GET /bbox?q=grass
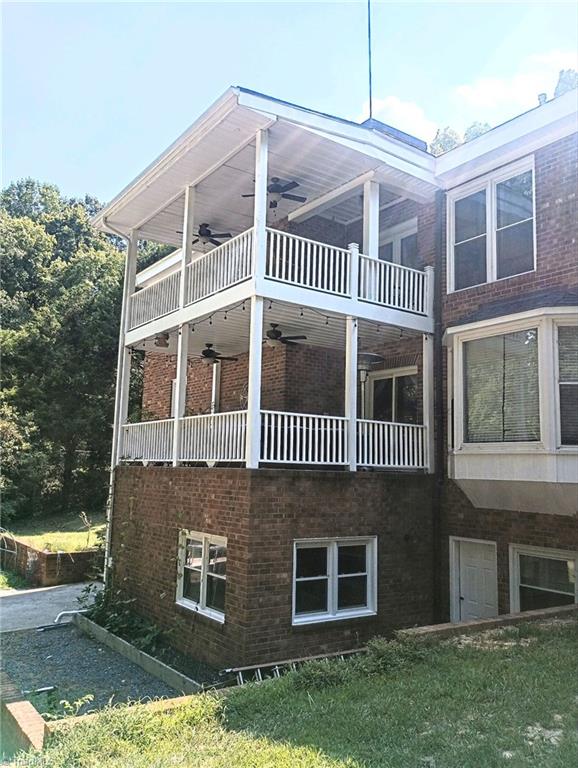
[7,511,106,553]
[13,617,578,768]
[0,568,28,591]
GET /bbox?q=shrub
[290,658,352,690]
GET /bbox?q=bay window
[293,537,377,625]
[448,159,535,292]
[176,530,227,621]
[557,325,578,446]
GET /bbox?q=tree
[554,69,578,98]
[429,126,462,156]
[464,122,491,142]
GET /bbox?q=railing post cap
[424,264,434,273]
[348,242,359,251]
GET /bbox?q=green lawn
[0,568,28,591]
[16,617,578,768]
[8,512,106,553]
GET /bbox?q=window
[448,159,535,292]
[293,538,377,625]
[176,531,226,621]
[558,326,578,445]
[368,367,419,424]
[463,329,539,443]
[378,219,420,270]
[510,545,577,613]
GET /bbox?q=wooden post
[253,129,269,286]
[180,185,195,307]
[245,295,264,468]
[422,332,435,473]
[363,179,380,258]
[112,230,138,466]
[345,315,358,472]
[172,324,190,466]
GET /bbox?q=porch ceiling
[132,298,420,359]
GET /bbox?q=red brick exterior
[0,539,102,587]
[110,466,435,668]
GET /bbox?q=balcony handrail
[185,228,253,306]
[357,418,427,469]
[260,409,348,420]
[358,254,428,315]
[180,409,247,463]
[128,270,181,330]
[265,227,350,254]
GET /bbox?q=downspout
[432,190,446,623]
[102,218,132,588]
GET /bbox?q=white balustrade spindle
[121,419,173,462]
[356,420,426,469]
[180,411,247,463]
[261,411,348,465]
[265,229,350,296]
[129,271,181,329]
[185,229,253,306]
[358,256,427,315]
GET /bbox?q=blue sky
[3,1,577,203]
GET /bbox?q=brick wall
[111,465,435,668]
[1,539,102,587]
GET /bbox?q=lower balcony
[120,411,428,471]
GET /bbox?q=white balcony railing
[357,420,427,469]
[260,410,348,465]
[121,419,173,462]
[265,228,350,296]
[180,410,247,463]
[185,229,253,306]
[120,412,428,470]
[129,271,181,330]
[358,256,428,315]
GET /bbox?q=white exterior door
[452,539,498,621]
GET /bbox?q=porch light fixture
[357,352,384,419]
[154,332,170,348]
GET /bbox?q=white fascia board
[92,88,240,232]
[435,91,578,189]
[236,89,436,179]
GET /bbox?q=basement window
[176,530,227,622]
[510,545,577,612]
[292,537,377,625]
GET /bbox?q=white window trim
[176,529,227,623]
[447,156,536,294]
[509,543,578,613]
[292,537,377,626]
[378,218,417,264]
[366,365,419,421]
[449,536,498,623]
[554,320,578,449]
[450,309,578,455]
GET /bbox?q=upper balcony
[127,226,434,343]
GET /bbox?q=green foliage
[429,125,462,156]
[463,121,491,142]
[554,68,578,98]
[0,568,29,590]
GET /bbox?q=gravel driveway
[0,624,177,715]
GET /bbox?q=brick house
[92,87,577,669]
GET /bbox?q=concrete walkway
[0,582,101,632]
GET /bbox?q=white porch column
[179,185,196,307]
[245,295,264,468]
[422,332,435,473]
[345,315,358,472]
[252,129,269,286]
[112,230,139,466]
[363,179,380,258]
[172,323,190,466]
[348,242,360,299]
[210,360,221,414]
[425,265,435,318]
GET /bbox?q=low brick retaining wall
[0,671,48,754]
[1,538,103,587]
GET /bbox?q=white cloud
[454,50,578,117]
[357,95,438,143]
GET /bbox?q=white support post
[345,315,358,472]
[210,360,221,414]
[425,265,435,318]
[172,323,190,466]
[112,230,139,466]
[348,242,360,299]
[422,333,435,473]
[253,129,269,285]
[363,179,380,258]
[180,185,196,307]
[245,295,264,468]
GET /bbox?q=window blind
[464,329,540,443]
[558,326,578,445]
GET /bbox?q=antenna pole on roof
[367,0,373,119]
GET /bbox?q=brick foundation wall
[111,466,435,668]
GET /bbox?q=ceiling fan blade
[280,180,299,193]
[241,193,255,198]
[216,356,238,362]
[192,238,199,245]
[176,229,183,234]
[211,233,232,239]
[281,339,298,346]
[281,335,307,341]
[209,238,222,247]
[282,193,307,203]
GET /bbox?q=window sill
[176,598,225,624]
[292,608,376,627]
